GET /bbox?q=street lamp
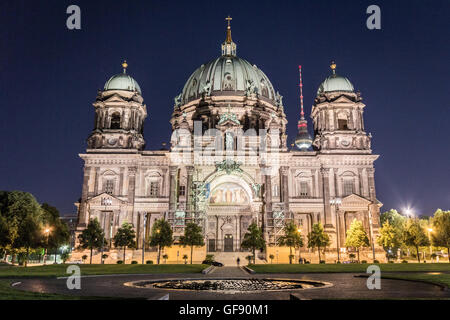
[427,228,433,259]
[142,213,148,265]
[330,198,342,263]
[43,228,50,265]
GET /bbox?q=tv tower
[294,65,313,151]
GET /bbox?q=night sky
[0,0,448,216]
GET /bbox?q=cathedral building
[75,19,384,263]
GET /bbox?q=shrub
[205,254,214,263]
[146,260,153,264]
[102,254,108,259]
[117,260,123,264]
[336,261,341,264]
[374,260,380,263]
[402,260,408,263]
[361,260,367,264]
[131,260,138,264]
[82,255,88,261]
[388,260,394,263]
[319,260,326,264]
[305,260,310,264]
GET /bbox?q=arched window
[111,112,121,129]
[343,179,355,196]
[337,113,349,130]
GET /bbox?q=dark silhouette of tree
[179,223,204,264]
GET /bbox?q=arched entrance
[205,174,254,253]
[224,234,233,252]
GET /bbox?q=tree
[113,222,136,264]
[182,254,188,264]
[345,219,370,263]
[403,218,429,262]
[0,191,42,264]
[148,219,173,264]
[162,254,168,264]
[78,218,104,264]
[377,220,402,261]
[276,222,303,264]
[241,223,266,264]
[307,222,330,262]
[269,254,274,264]
[0,215,10,258]
[41,204,70,263]
[15,214,42,266]
[380,209,407,230]
[431,209,450,262]
[179,222,204,264]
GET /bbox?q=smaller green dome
[104,73,141,94]
[317,61,354,95]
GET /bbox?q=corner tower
[87,61,147,150]
[311,61,371,153]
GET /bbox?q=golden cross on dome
[226,15,232,27]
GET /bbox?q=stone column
[280,166,289,212]
[169,166,178,212]
[186,166,194,214]
[127,167,137,203]
[119,167,125,196]
[78,166,91,228]
[320,167,333,228]
[93,167,99,196]
[128,167,137,227]
[263,166,272,243]
[367,167,379,227]
[357,167,364,196]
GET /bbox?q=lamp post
[43,228,50,265]
[100,198,112,264]
[367,202,376,262]
[330,198,342,263]
[142,213,147,265]
[427,228,433,259]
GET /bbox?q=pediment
[331,95,354,104]
[104,94,127,103]
[341,193,371,208]
[87,193,126,206]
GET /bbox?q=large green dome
[181,55,276,105]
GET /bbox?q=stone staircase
[211,252,267,266]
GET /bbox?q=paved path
[209,266,248,277]
[12,271,450,300]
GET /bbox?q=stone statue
[276,91,283,107]
[245,79,257,96]
[225,131,234,150]
[174,93,182,108]
[202,81,212,96]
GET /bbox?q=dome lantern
[221,15,237,56]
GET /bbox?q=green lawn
[0,263,209,278]
[249,263,450,274]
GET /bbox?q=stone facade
[75,21,384,263]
